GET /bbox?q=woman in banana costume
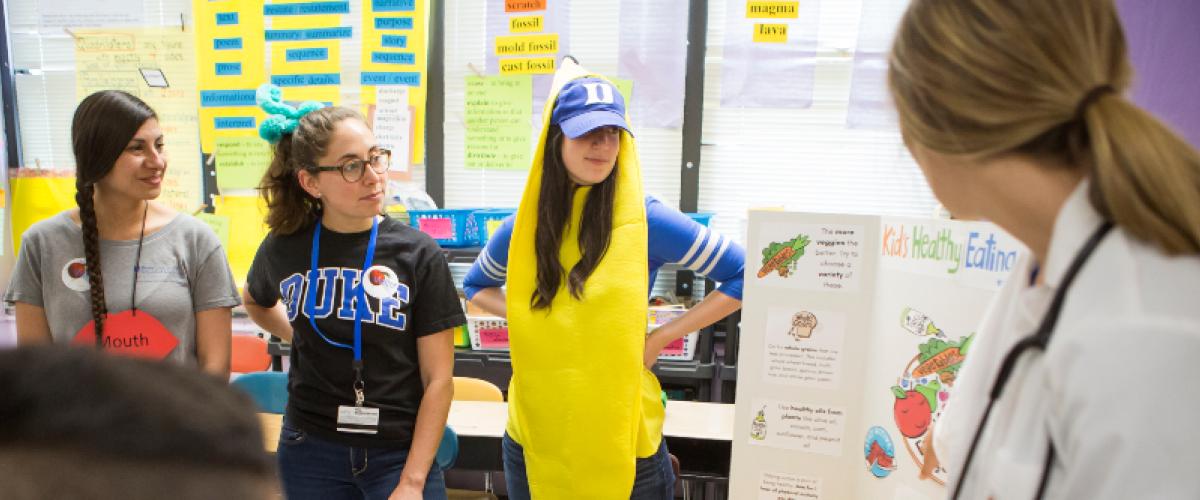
[464,61,745,499]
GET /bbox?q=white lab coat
[934,180,1200,499]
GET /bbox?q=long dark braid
[76,183,107,345]
[70,90,157,346]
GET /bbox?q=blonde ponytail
[1084,94,1200,253]
[889,0,1200,255]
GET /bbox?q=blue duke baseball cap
[550,77,633,139]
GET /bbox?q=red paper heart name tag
[72,309,179,360]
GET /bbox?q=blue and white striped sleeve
[462,214,515,301]
[646,197,745,300]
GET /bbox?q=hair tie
[255,83,325,144]
[1074,84,1115,121]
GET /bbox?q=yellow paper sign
[11,176,77,256]
[360,0,429,167]
[194,0,267,153]
[269,13,343,107]
[213,195,269,288]
[746,1,800,19]
[753,23,789,43]
[195,212,231,250]
[495,33,559,56]
[270,41,343,80]
[498,57,556,75]
[509,15,544,33]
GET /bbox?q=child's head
[0,346,275,500]
[257,87,386,234]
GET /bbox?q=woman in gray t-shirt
[4,91,240,376]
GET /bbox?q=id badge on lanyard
[307,218,383,435]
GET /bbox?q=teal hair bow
[256,83,325,144]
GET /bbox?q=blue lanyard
[306,217,379,369]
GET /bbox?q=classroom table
[259,400,734,483]
[444,400,733,479]
[265,341,721,402]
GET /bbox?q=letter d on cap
[582,82,614,105]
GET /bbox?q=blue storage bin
[408,209,478,247]
[685,212,714,227]
[471,209,516,247]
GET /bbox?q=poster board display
[730,210,1025,499]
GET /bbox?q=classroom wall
[442,0,685,210]
[1117,0,1200,148]
[697,0,937,246]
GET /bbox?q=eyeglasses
[313,149,392,182]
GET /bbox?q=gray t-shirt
[4,212,241,365]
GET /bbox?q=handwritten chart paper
[373,86,413,174]
[215,136,272,191]
[465,75,532,170]
[74,29,203,212]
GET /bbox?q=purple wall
[1116,0,1200,148]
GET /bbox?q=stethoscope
[950,221,1114,500]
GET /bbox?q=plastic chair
[231,335,272,373]
[437,426,459,470]
[441,376,502,477]
[231,371,289,414]
[446,377,504,498]
[453,376,504,402]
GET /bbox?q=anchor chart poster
[731,211,1026,500]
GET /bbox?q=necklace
[130,202,148,316]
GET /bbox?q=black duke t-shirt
[247,216,465,448]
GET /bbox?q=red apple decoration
[892,386,932,438]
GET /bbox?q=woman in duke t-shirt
[242,85,464,500]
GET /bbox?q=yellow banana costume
[505,61,665,498]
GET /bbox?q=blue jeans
[502,432,674,500]
[277,420,447,500]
